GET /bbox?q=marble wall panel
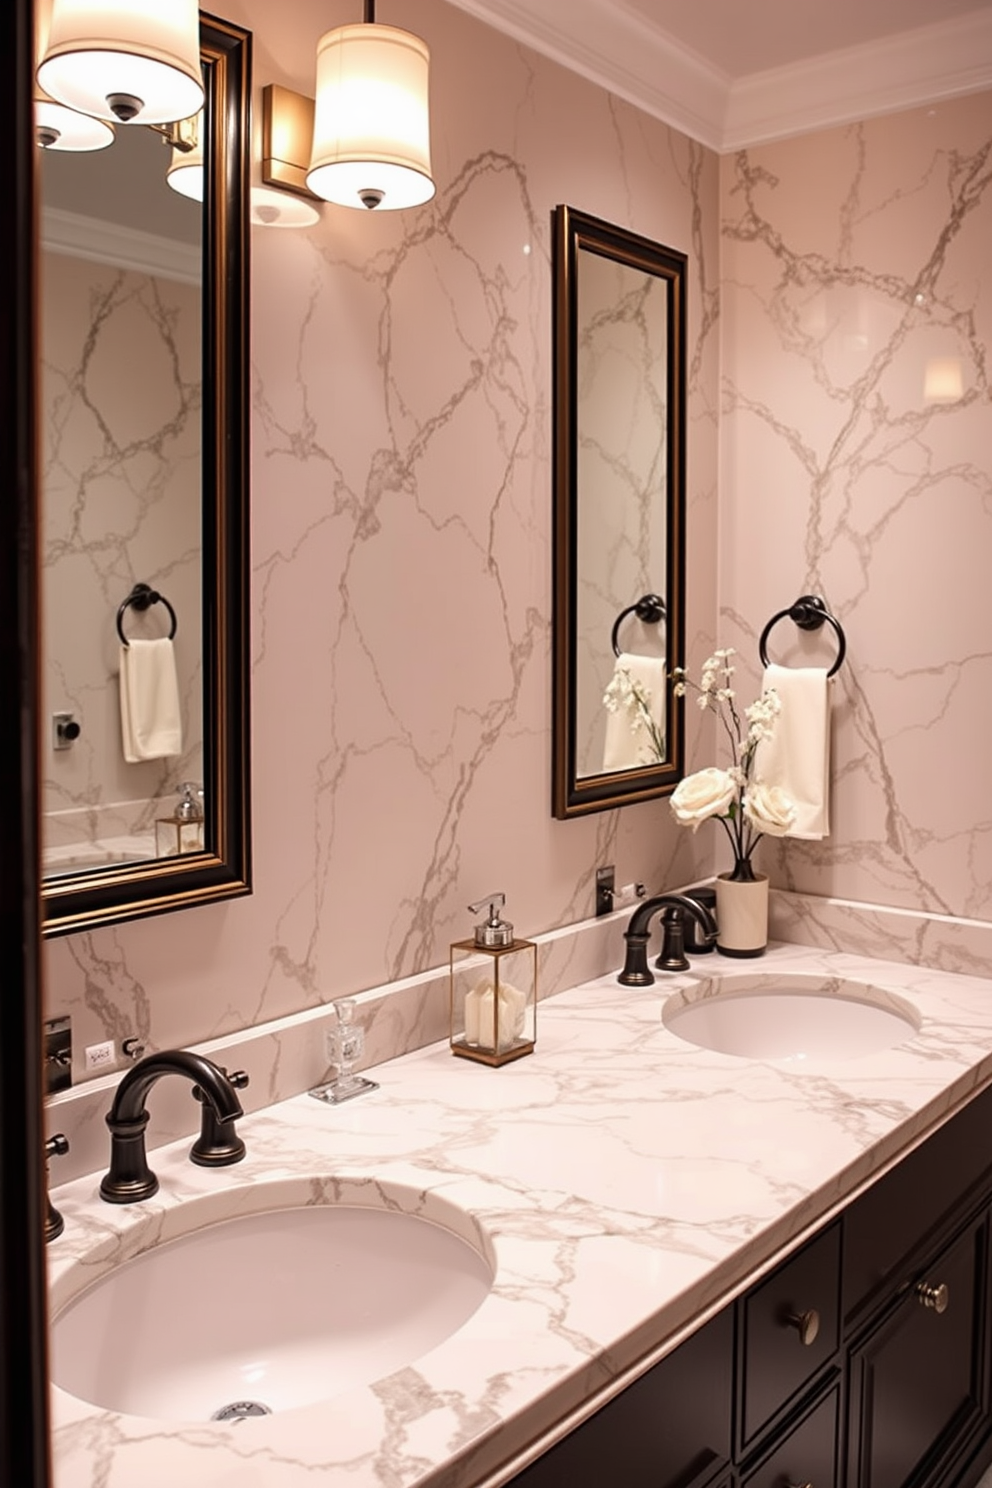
[718,94,992,918]
[42,0,721,1072]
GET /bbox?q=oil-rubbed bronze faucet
[191,1068,249,1167]
[45,1133,70,1241]
[100,1050,245,1204]
[619,893,718,985]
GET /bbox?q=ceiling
[446,0,992,150]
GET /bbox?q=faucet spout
[619,893,718,986]
[100,1050,245,1205]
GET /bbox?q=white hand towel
[119,638,183,763]
[603,653,667,771]
[755,664,831,839]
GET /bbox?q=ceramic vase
[715,871,768,958]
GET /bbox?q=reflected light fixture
[165,110,204,202]
[306,0,434,211]
[37,0,204,127]
[34,0,114,151]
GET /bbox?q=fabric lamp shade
[166,111,204,202]
[34,0,114,151]
[38,0,204,126]
[306,23,434,211]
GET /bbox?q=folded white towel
[119,639,183,763]
[755,664,831,839]
[603,653,667,771]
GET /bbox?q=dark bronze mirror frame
[552,205,687,818]
[42,13,252,936]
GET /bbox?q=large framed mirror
[40,14,251,936]
[552,205,687,818]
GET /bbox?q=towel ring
[758,594,846,677]
[116,583,178,647]
[611,594,666,658]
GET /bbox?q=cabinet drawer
[507,1305,733,1488]
[847,1210,990,1488]
[844,1085,992,1328]
[741,1384,840,1488]
[739,1222,841,1449]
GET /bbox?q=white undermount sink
[662,972,920,1062]
[51,1182,494,1422]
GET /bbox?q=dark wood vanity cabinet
[846,1209,991,1488]
[505,1086,992,1488]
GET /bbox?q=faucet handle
[45,1133,70,1242]
[190,1067,249,1168]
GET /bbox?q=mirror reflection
[553,205,686,818]
[40,14,251,937]
[575,246,670,778]
[40,122,204,876]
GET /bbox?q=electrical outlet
[84,1040,115,1072]
[595,865,616,916]
[614,882,646,909]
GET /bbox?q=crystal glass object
[310,999,378,1105]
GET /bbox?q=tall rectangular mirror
[552,205,687,817]
[40,14,252,935]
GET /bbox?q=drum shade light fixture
[34,0,114,151]
[306,0,434,211]
[37,0,204,127]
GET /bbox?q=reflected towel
[755,664,831,839]
[119,639,183,762]
[603,653,667,771]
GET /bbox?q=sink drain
[211,1400,273,1422]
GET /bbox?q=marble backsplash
[46,886,992,1187]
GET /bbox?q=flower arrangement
[669,648,796,879]
[601,663,666,764]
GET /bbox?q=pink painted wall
[718,95,992,917]
[42,0,720,1060]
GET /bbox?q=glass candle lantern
[155,781,204,858]
[450,893,536,1067]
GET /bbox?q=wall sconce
[305,0,434,211]
[37,0,204,127]
[253,85,321,227]
[161,89,320,229]
[34,0,114,151]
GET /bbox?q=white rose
[670,768,737,831]
[743,780,797,837]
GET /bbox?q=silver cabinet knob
[916,1281,949,1313]
[786,1308,821,1346]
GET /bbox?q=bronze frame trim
[41,12,253,935]
[551,204,687,819]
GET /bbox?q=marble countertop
[48,941,992,1488]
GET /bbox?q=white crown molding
[723,9,992,151]
[444,0,992,152]
[443,0,731,151]
[40,206,201,286]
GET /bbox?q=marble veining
[42,0,721,1074]
[720,95,992,918]
[48,942,992,1488]
[40,248,203,864]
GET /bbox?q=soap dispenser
[155,781,204,858]
[449,893,536,1066]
